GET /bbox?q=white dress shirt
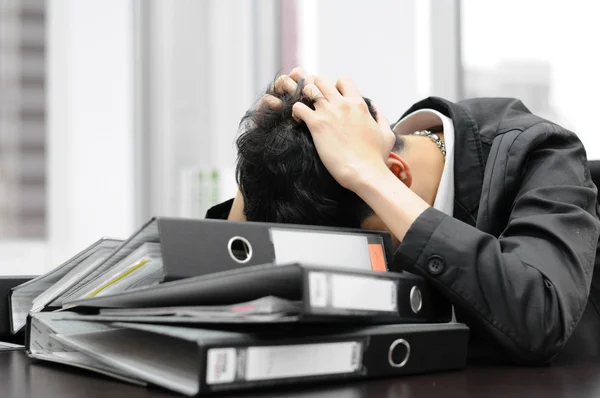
[392,109,455,216]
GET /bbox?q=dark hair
[235,79,403,228]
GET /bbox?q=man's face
[360,214,400,248]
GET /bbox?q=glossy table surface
[2,350,600,398]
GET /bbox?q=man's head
[235,80,405,231]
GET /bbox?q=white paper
[70,242,162,301]
[31,249,113,312]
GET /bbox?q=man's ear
[386,152,412,188]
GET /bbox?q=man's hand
[291,75,396,192]
[257,68,396,194]
[287,73,428,242]
[257,68,315,113]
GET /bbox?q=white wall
[47,0,136,270]
[462,0,600,159]
[297,0,419,121]
[143,0,279,219]
[0,242,47,276]
[430,0,461,100]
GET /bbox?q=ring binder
[67,263,453,324]
[227,236,252,264]
[388,338,411,368]
[410,286,423,314]
[27,313,469,396]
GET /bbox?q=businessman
[207,68,600,365]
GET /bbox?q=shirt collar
[392,109,455,217]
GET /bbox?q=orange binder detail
[368,244,386,272]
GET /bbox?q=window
[0,0,46,239]
[460,0,600,159]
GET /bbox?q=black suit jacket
[393,97,600,365]
[207,97,600,365]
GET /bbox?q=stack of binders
[10,217,468,396]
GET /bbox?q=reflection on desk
[2,350,600,398]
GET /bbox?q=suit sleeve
[396,123,600,364]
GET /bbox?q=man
[207,68,600,365]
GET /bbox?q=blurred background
[1,0,599,274]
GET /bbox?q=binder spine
[301,269,452,323]
[157,217,395,280]
[3,276,34,336]
[7,289,17,334]
[24,314,32,352]
[199,324,468,394]
[200,339,367,393]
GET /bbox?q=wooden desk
[2,350,600,398]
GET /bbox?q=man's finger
[291,101,314,123]
[274,75,298,95]
[289,67,306,80]
[314,75,342,101]
[373,103,390,129]
[289,67,316,86]
[335,76,361,97]
[302,83,327,105]
[258,94,283,110]
[372,103,397,154]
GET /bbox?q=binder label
[244,341,363,381]
[331,274,397,312]
[270,229,373,270]
[308,272,328,308]
[206,348,237,384]
[308,272,398,312]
